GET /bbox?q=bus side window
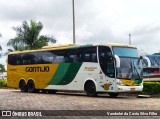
[15,54,22,65]
[8,54,16,65]
[81,47,97,62]
[84,54,90,62]
[34,52,42,64]
[23,60,30,65]
[73,54,81,62]
[16,60,21,65]
[41,51,54,64]
[67,49,82,63]
[22,53,37,65]
[65,55,73,63]
[92,53,97,62]
[22,54,29,65]
[53,50,66,63]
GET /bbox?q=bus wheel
[108,93,119,98]
[47,90,57,94]
[28,80,35,93]
[19,80,28,92]
[41,89,47,93]
[85,81,98,97]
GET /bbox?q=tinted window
[147,55,160,66]
[8,46,98,65]
[41,51,54,64]
[142,59,148,67]
[99,46,115,78]
[21,53,36,65]
[53,50,66,63]
[81,47,97,62]
[113,47,138,57]
[8,54,16,65]
[66,49,82,63]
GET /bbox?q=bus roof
[8,43,136,54]
[102,43,135,48]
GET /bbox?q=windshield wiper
[132,61,142,79]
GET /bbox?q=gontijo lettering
[25,66,49,72]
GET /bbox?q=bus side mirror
[144,56,151,67]
[140,56,143,59]
[114,55,120,68]
[138,56,143,63]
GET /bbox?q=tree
[153,52,160,55]
[7,20,56,50]
[0,64,5,73]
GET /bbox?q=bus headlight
[138,83,142,86]
[117,80,124,86]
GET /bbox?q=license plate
[131,88,135,91]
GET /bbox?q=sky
[0,0,160,65]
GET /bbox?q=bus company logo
[84,67,97,71]
[25,66,49,72]
[2,111,11,116]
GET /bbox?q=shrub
[143,82,160,95]
[0,80,7,88]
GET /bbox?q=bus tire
[41,89,47,93]
[19,80,28,92]
[108,92,119,98]
[85,81,98,97]
[27,80,35,93]
[47,90,57,94]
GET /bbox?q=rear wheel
[85,81,98,97]
[19,80,28,92]
[28,80,35,93]
[108,92,119,98]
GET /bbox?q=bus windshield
[113,47,138,57]
[113,47,143,79]
[146,55,160,66]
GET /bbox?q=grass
[0,80,7,88]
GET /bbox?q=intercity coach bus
[7,43,144,97]
[142,55,160,82]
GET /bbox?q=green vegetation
[0,64,5,72]
[142,82,160,95]
[153,53,160,55]
[0,80,7,88]
[7,20,56,51]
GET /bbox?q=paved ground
[0,88,160,119]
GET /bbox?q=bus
[7,43,144,97]
[143,55,160,82]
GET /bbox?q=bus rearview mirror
[114,55,120,68]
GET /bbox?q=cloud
[0,0,160,64]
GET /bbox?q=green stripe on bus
[134,79,142,84]
[48,63,82,85]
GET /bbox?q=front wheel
[108,92,119,98]
[85,81,98,97]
